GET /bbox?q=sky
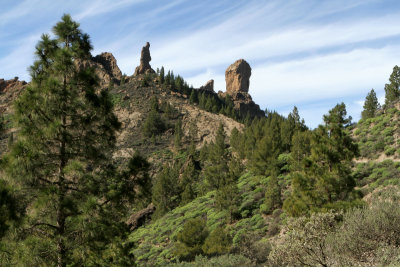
[1,0,400,128]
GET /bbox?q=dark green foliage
[152,164,181,219]
[159,66,165,84]
[0,180,21,239]
[261,174,282,214]
[204,123,229,191]
[141,74,151,87]
[284,103,359,216]
[189,89,198,104]
[202,226,232,256]
[174,218,209,261]
[143,109,166,137]
[384,65,400,107]
[232,232,271,264]
[180,156,200,204]
[361,89,380,119]
[3,14,137,266]
[174,119,183,150]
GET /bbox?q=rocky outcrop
[0,77,27,93]
[199,79,214,92]
[75,52,122,89]
[225,59,251,94]
[223,59,264,118]
[0,77,27,115]
[134,42,155,76]
[93,52,122,81]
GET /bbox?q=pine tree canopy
[362,89,380,119]
[2,14,143,266]
[384,65,400,106]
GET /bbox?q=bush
[385,146,396,156]
[202,226,232,256]
[232,232,271,264]
[174,218,208,261]
[173,254,254,267]
[142,109,166,137]
[332,200,400,266]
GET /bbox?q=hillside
[1,17,400,267]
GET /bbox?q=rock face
[225,59,251,94]
[223,59,264,118]
[75,52,122,89]
[127,203,155,231]
[199,79,214,92]
[134,42,155,76]
[93,52,122,80]
[0,77,27,93]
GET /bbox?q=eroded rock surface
[93,52,122,81]
[223,59,264,118]
[199,79,214,92]
[225,59,251,94]
[134,42,155,76]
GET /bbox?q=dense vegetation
[1,15,400,267]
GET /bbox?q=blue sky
[1,0,400,128]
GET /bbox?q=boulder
[225,59,251,94]
[127,203,155,231]
[134,42,155,76]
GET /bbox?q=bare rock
[200,79,214,92]
[0,77,27,94]
[93,52,122,81]
[134,42,155,76]
[127,203,156,231]
[225,59,251,94]
[75,52,122,89]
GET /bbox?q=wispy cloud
[74,0,145,20]
[1,0,399,128]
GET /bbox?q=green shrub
[202,226,232,256]
[385,146,396,156]
[173,254,253,266]
[142,109,166,137]
[174,218,208,261]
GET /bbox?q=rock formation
[75,52,122,89]
[225,59,251,94]
[127,203,155,231]
[222,59,264,118]
[0,77,27,94]
[199,79,214,92]
[134,42,155,76]
[93,52,122,80]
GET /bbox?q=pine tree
[384,65,400,107]
[189,89,198,104]
[174,119,183,151]
[252,115,283,175]
[152,165,181,218]
[284,103,359,216]
[0,119,21,242]
[3,15,141,266]
[261,173,282,214]
[159,66,165,84]
[174,218,208,261]
[361,89,380,119]
[204,123,229,191]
